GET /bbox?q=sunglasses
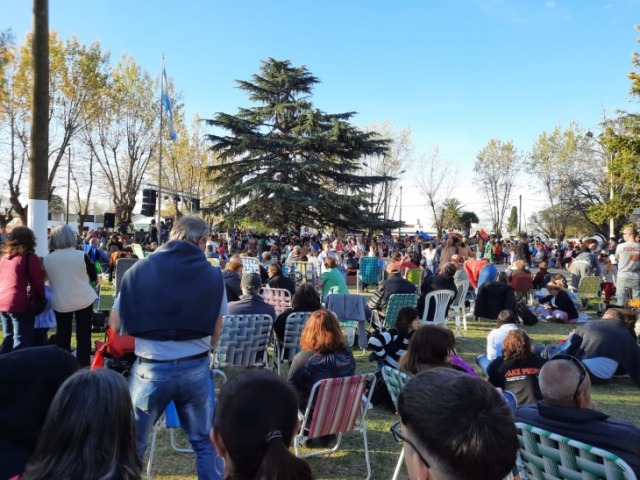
[550,354,587,400]
[390,421,430,469]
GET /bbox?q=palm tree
[441,198,464,231]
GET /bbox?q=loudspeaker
[104,212,116,228]
[191,198,201,212]
[141,204,155,217]
[142,189,157,204]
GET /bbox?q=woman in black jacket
[474,272,517,321]
[537,281,579,323]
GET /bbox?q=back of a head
[440,262,457,277]
[398,368,518,480]
[292,283,321,311]
[538,358,587,405]
[300,309,346,354]
[395,307,419,336]
[22,369,140,480]
[399,325,454,375]
[169,215,209,245]
[213,369,312,480]
[496,309,518,327]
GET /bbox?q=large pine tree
[204,58,391,233]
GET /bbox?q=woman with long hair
[21,369,141,480]
[42,225,98,367]
[212,369,313,480]
[487,329,545,405]
[398,325,468,376]
[288,309,356,407]
[0,226,46,353]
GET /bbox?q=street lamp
[586,131,615,239]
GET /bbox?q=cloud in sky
[545,1,556,7]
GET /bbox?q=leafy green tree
[441,198,463,230]
[460,211,479,232]
[591,26,640,233]
[204,58,389,233]
[474,139,520,234]
[507,206,518,233]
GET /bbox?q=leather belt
[138,350,209,364]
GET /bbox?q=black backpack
[516,302,539,326]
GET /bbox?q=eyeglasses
[550,354,587,400]
[390,421,430,469]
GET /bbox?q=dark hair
[398,368,518,480]
[502,330,532,362]
[213,370,313,480]
[2,226,36,256]
[440,262,457,277]
[22,369,140,480]
[291,283,322,311]
[496,309,518,327]
[268,263,282,276]
[395,307,419,336]
[398,325,455,375]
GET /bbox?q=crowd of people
[1,219,640,479]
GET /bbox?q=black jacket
[367,273,416,313]
[475,281,517,320]
[538,290,579,320]
[418,274,457,320]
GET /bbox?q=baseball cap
[241,273,262,294]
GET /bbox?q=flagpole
[157,54,164,242]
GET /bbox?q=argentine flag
[162,63,177,141]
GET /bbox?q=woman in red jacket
[0,227,45,353]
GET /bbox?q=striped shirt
[368,328,411,369]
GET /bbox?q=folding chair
[274,311,312,375]
[515,422,636,480]
[382,366,411,480]
[380,293,418,330]
[131,243,145,259]
[421,289,455,325]
[262,287,292,316]
[240,256,260,274]
[146,368,227,480]
[448,280,470,338]
[290,261,318,287]
[294,373,376,480]
[114,257,139,297]
[213,314,273,369]
[357,256,379,293]
[575,275,603,308]
[207,257,221,268]
[510,272,534,304]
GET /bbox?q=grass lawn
[3,285,639,480]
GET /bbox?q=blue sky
[3,0,639,230]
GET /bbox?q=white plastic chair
[448,280,470,338]
[421,289,455,325]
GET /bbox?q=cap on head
[241,273,262,294]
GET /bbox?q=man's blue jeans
[0,311,34,353]
[129,356,220,480]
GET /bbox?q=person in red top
[0,226,46,353]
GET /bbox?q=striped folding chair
[294,373,376,480]
[274,311,312,375]
[516,422,636,480]
[262,287,293,316]
[382,293,419,330]
[382,366,411,480]
[213,314,273,369]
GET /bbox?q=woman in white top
[422,242,437,273]
[476,309,519,374]
[43,225,98,367]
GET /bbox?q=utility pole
[518,195,522,234]
[398,186,403,237]
[29,0,49,256]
